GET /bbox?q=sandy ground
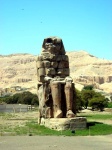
[0,135,112,150]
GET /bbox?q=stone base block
[40,117,87,131]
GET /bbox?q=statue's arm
[36,56,53,82]
[36,56,45,82]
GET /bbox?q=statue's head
[41,36,65,55]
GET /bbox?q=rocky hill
[66,51,112,93]
[0,51,112,94]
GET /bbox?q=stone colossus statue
[36,36,76,120]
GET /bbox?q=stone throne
[36,36,76,122]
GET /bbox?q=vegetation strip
[0,112,112,136]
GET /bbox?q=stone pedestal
[40,117,87,131]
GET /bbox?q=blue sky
[0,0,112,60]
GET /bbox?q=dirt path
[0,135,112,150]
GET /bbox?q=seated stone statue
[36,36,76,120]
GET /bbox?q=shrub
[83,85,94,90]
[75,89,84,111]
[107,102,112,108]
[81,90,95,108]
[89,96,108,111]
[17,91,39,105]
[0,91,39,105]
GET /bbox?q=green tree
[12,93,21,103]
[110,95,112,102]
[17,91,39,105]
[4,96,13,104]
[17,91,33,104]
[81,90,95,108]
[0,97,6,104]
[31,94,39,105]
[89,96,108,111]
[75,89,84,111]
[83,85,94,90]
[0,91,39,105]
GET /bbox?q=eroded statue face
[44,37,62,54]
[41,36,65,55]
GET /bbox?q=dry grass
[0,110,112,136]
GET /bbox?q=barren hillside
[0,51,112,94]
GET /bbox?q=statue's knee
[50,81,61,89]
[65,82,73,89]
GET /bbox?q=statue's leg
[50,81,63,118]
[65,82,75,118]
[38,84,52,120]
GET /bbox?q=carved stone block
[44,61,51,68]
[37,75,45,82]
[51,62,58,68]
[63,68,69,75]
[41,117,87,130]
[38,68,45,76]
[36,61,44,68]
[62,55,69,61]
[58,61,69,68]
[41,52,55,60]
[57,68,64,75]
[37,55,43,61]
[46,68,56,75]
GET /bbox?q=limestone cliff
[0,51,112,93]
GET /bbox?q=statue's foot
[66,110,75,118]
[54,110,63,118]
